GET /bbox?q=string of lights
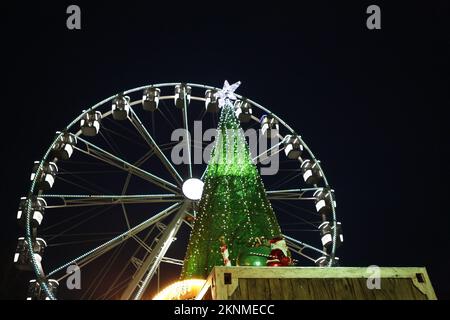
[181,101,283,279]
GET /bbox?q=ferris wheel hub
[182,178,204,201]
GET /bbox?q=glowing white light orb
[182,178,204,201]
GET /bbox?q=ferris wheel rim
[24,82,339,300]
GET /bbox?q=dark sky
[1,1,449,299]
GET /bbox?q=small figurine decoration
[219,236,231,266]
[236,237,272,267]
[236,236,296,267]
[222,236,295,267]
[266,236,293,267]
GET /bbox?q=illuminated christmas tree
[181,81,285,279]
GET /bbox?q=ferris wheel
[15,82,343,300]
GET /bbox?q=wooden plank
[292,278,309,299]
[268,278,282,300]
[238,278,249,300]
[280,279,294,300]
[205,266,436,300]
[195,269,214,300]
[230,278,249,300]
[247,278,260,300]
[213,268,228,300]
[212,266,432,280]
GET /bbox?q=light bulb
[182,178,204,201]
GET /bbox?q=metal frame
[24,82,339,300]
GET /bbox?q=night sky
[1,1,449,299]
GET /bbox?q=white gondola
[27,279,59,300]
[17,196,47,227]
[30,161,58,191]
[284,135,303,159]
[112,94,131,120]
[300,159,323,185]
[14,237,47,271]
[80,110,102,136]
[313,189,336,215]
[142,87,161,111]
[52,132,77,160]
[315,255,340,267]
[318,221,343,249]
[234,99,252,123]
[174,84,191,109]
[260,115,279,138]
[205,89,219,113]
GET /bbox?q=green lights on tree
[181,101,283,279]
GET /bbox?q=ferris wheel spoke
[157,108,177,131]
[161,257,184,266]
[84,242,125,300]
[276,199,321,217]
[57,170,124,175]
[74,135,180,193]
[200,166,207,181]
[182,91,193,179]
[273,204,320,230]
[46,237,117,247]
[159,99,179,130]
[98,227,154,299]
[283,234,328,257]
[269,171,302,191]
[103,117,147,145]
[286,240,320,263]
[103,225,157,299]
[267,188,321,200]
[47,202,182,278]
[102,126,148,149]
[42,194,183,209]
[121,201,190,300]
[56,174,111,196]
[101,278,132,300]
[131,235,153,254]
[41,206,99,234]
[118,149,163,230]
[273,203,320,229]
[46,205,116,242]
[196,108,207,122]
[128,107,184,185]
[252,140,285,164]
[99,129,122,158]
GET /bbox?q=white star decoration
[214,80,241,108]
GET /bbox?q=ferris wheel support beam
[267,188,321,200]
[48,202,182,277]
[128,108,184,185]
[285,241,317,263]
[267,188,321,194]
[74,136,180,193]
[200,166,208,181]
[121,201,189,300]
[42,194,183,208]
[282,234,328,256]
[161,257,184,266]
[252,140,285,164]
[102,226,157,299]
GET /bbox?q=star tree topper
[214,80,241,108]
